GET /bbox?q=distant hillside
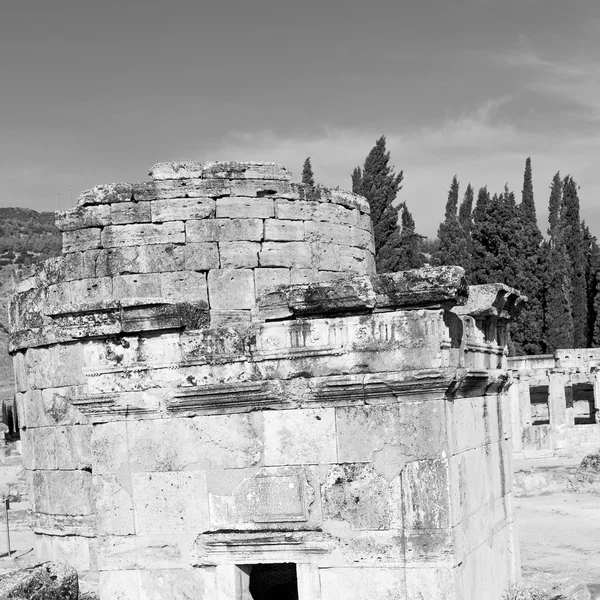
[0,207,62,267]
[0,208,62,404]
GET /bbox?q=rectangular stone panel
[274,200,318,221]
[183,242,220,271]
[160,271,208,303]
[132,471,209,534]
[55,205,111,231]
[152,198,215,222]
[33,470,94,516]
[320,568,406,600]
[113,273,162,300]
[101,222,185,248]
[259,242,312,268]
[216,197,274,218]
[63,228,102,253]
[110,201,152,225]
[264,219,305,241]
[263,408,336,465]
[207,269,255,310]
[219,241,260,268]
[186,218,263,242]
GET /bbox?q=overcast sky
[1,0,599,237]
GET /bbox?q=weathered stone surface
[78,182,133,206]
[0,562,79,600]
[264,219,305,241]
[216,197,274,219]
[207,269,254,310]
[186,218,263,242]
[132,471,209,534]
[33,469,94,516]
[151,197,215,222]
[110,201,152,225]
[102,222,185,247]
[454,282,525,318]
[320,568,404,600]
[183,242,220,271]
[148,161,203,180]
[305,220,372,249]
[219,241,260,268]
[55,204,111,231]
[202,161,291,180]
[62,228,102,252]
[259,241,312,268]
[254,267,290,297]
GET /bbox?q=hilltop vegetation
[0,207,62,267]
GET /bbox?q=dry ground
[516,488,600,597]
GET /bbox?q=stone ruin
[508,349,600,459]
[9,161,523,599]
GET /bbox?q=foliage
[353,136,422,271]
[436,176,470,271]
[0,207,61,264]
[301,157,315,187]
[503,584,551,600]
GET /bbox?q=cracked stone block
[219,241,260,268]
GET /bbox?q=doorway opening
[245,563,299,600]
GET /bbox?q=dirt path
[516,491,600,595]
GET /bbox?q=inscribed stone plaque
[233,473,308,522]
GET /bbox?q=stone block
[230,179,295,198]
[405,566,454,600]
[207,269,255,310]
[98,570,140,600]
[202,161,291,180]
[329,189,370,214]
[135,178,230,200]
[34,470,94,516]
[320,568,405,600]
[216,197,274,218]
[263,408,336,465]
[259,242,312,268]
[183,242,220,271]
[274,200,318,220]
[127,413,263,472]
[113,273,162,300]
[63,228,102,252]
[132,471,209,534]
[94,474,135,535]
[255,268,290,297]
[219,241,260,268]
[55,204,111,231]
[92,421,129,474]
[18,388,87,428]
[290,268,317,285]
[96,534,189,570]
[24,345,86,389]
[310,242,341,271]
[27,424,92,470]
[138,569,211,600]
[101,222,185,248]
[209,310,252,328]
[186,218,263,242]
[312,202,359,227]
[51,535,92,572]
[152,198,215,222]
[149,161,203,180]
[338,246,375,275]
[264,219,305,241]
[402,459,451,529]
[110,201,151,225]
[161,271,208,303]
[78,182,133,205]
[47,276,113,309]
[305,220,372,249]
[321,464,395,530]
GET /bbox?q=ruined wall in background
[508,349,600,459]
[10,161,522,600]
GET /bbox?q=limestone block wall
[508,349,600,459]
[9,162,523,600]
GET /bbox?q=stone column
[548,371,568,454]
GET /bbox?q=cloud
[212,95,600,238]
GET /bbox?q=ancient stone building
[10,161,522,599]
[508,349,600,459]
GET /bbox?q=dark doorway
[529,385,550,425]
[249,563,298,600]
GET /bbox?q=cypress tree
[436,176,469,269]
[353,136,405,271]
[458,183,474,231]
[562,176,588,347]
[582,223,600,345]
[351,167,362,193]
[511,158,544,354]
[301,157,315,186]
[548,172,562,238]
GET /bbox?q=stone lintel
[258,266,467,320]
[453,283,526,320]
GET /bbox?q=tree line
[302,137,600,355]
